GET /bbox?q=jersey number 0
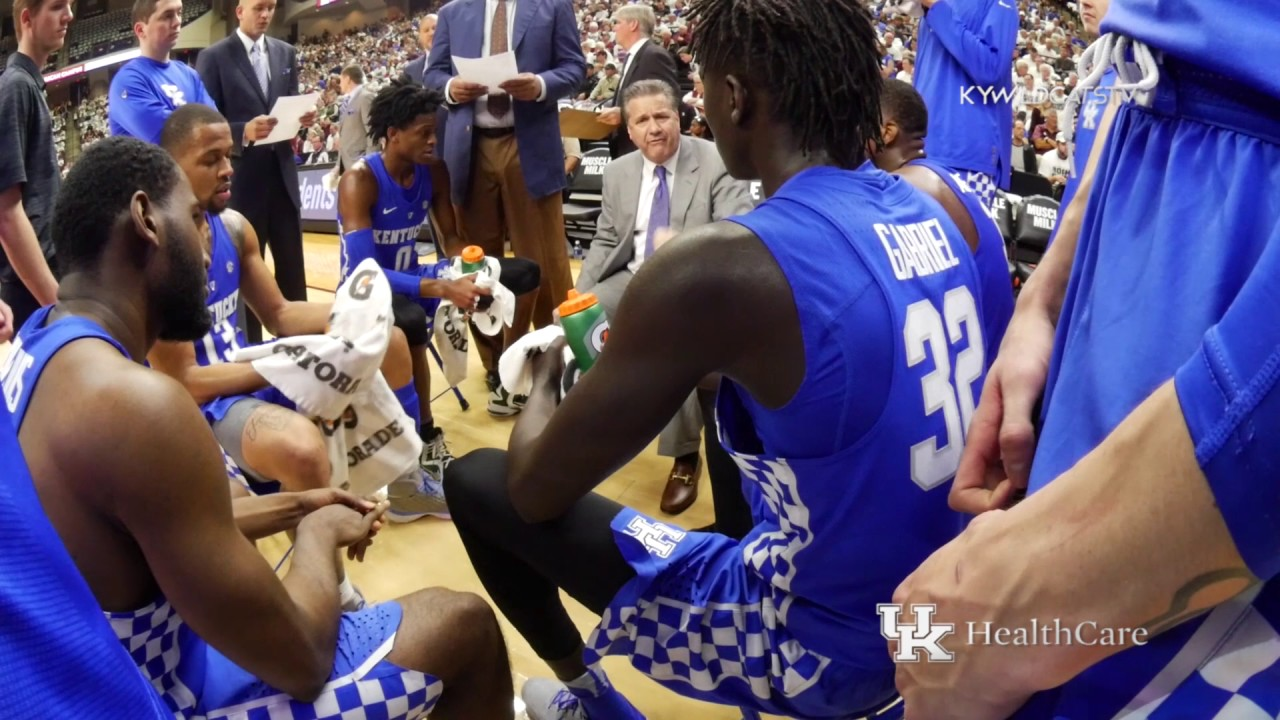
[905,286,984,490]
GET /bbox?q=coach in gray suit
[576,79,752,517]
[336,64,375,174]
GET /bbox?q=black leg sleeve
[444,448,636,662]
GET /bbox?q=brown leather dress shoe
[660,455,701,515]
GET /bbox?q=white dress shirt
[236,28,270,83]
[445,0,548,128]
[619,37,648,85]
[628,147,679,275]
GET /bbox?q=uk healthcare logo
[877,603,955,662]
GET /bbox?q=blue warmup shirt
[338,153,433,297]
[913,0,1019,185]
[194,213,247,367]
[909,156,1014,360]
[109,56,215,144]
[0,309,169,719]
[1016,6,1280,715]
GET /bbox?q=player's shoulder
[45,339,194,440]
[340,159,378,191]
[215,208,247,245]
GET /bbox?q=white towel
[498,325,576,397]
[432,255,517,386]
[232,260,422,496]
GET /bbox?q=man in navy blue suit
[427,0,585,417]
[197,0,317,342]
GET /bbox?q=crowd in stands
[43,0,1089,182]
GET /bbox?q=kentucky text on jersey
[374,226,421,247]
[209,289,240,326]
[874,219,962,280]
[1,338,35,414]
[194,214,247,366]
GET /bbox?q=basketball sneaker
[521,666,646,720]
[419,426,453,482]
[387,470,450,523]
[486,371,527,417]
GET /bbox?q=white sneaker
[521,679,587,720]
[419,427,454,482]
[521,668,646,720]
[387,470,451,523]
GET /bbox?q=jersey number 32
[905,287,984,491]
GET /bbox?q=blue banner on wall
[299,163,339,224]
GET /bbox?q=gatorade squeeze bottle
[460,245,487,275]
[558,290,609,372]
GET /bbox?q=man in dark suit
[596,3,678,158]
[197,0,316,341]
[426,0,586,416]
[399,13,437,86]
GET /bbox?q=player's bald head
[160,103,229,154]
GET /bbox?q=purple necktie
[644,165,670,259]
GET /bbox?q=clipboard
[560,108,615,140]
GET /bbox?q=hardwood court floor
[292,233,783,719]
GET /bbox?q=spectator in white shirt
[1038,132,1071,188]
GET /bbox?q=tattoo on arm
[244,405,293,443]
[1141,568,1257,636]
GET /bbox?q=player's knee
[502,258,541,296]
[393,298,430,347]
[401,588,504,661]
[277,422,330,490]
[382,327,413,387]
[441,449,508,523]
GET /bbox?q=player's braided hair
[687,0,884,168]
[369,78,445,144]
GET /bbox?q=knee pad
[392,295,431,347]
[501,258,542,296]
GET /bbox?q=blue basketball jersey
[3,307,131,430]
[722,164,983,669]
[0,315,168,719]
[194,213,246,367]
[338,153,433,282]
[909,156,1014,361]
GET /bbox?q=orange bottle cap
[558,290,598,316]
[461,246,485,264]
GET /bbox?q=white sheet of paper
[258,91,323,145]
[453,52,520,90]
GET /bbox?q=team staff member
[0,0,73,328]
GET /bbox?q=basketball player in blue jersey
[147,105,449,527]
[0,404,170,719]
[0,136,518,720]
[894,3,1280,718]
[872,79,1014,360]
[108,0,217,144]
[442,0,987,717]
[337,80,542,479]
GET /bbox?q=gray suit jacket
[337,85,375,173]
[577,136,752,291]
